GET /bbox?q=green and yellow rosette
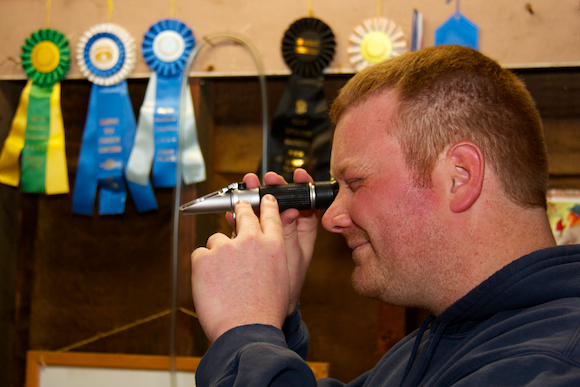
[0,29,70,194]
[347,17,407,72]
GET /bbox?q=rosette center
[153,30,185,63]
[89,37,121,71]
[31,41,60,73]
[361,31,392,64]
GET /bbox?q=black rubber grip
[259,181,338,212]
[259,183,312,211]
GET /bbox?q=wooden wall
[2,0,580,80]
[517,68,580,186]
[0,75,390,386]
[1,66,580,387]
[0,79,202,387]
[0,83,23,387]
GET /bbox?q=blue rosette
[142,18,194,77]
[126,19,206,189]
[72,23,157,215]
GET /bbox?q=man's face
[322,92,448,309]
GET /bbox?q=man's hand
[191,195,290,342]
[232,169,319,316]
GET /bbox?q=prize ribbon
[72,23,157,215]
[281,17,335,78]
[348,17,407,72]
[126,19,205,189]
[411,10,424,52]
[0,29,70,194]
[435,2,478,50]
[267,18,335,181]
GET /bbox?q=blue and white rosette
[126,19,205,189]
[72,23,157,215]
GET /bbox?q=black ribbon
[265,17,335,181]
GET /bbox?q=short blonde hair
[330,45,548,208]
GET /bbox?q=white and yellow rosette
[347,17,407,72]
[72,23,157,215]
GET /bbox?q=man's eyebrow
[330,163,348,180]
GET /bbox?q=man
[190,45,580,386]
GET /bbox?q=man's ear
[447,141,484,213]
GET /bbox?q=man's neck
[428,204,556,316]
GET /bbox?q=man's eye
[347,179,362,190]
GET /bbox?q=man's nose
[321,192,352,233]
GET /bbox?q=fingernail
[263,194,276,202]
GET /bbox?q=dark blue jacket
[196,245,580,386]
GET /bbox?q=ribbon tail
[0,80,31,187]
[98,176,127,215]
[21,83,53,193]
[180,83,206,184]
[152,75,181,187]
[72,84,100,215]
[119,81,157,213]
[45,81,70,194]
[126,179,157,212]
[126,73,156,186]
[97,81,130,215]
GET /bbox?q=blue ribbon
[72,81,157,215]
[138,19,196,188]
[151,75,180,187]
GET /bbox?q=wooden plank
[25,351,329,386]
[11,192,38,387]
[2,0,580,80]
[0,80,26,387]
[544,118,580,176]
[26,351,202,372]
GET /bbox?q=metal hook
[525,3,535,15]
[446,0,460,14]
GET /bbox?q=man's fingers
[264,171,287,186]
[225,211,236,228]
[243,169,313,192]
[292,168,314,184]
[259,195,284,238]
[234,200,260,235]
[203,232,230,250]
[243,173,261,189]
